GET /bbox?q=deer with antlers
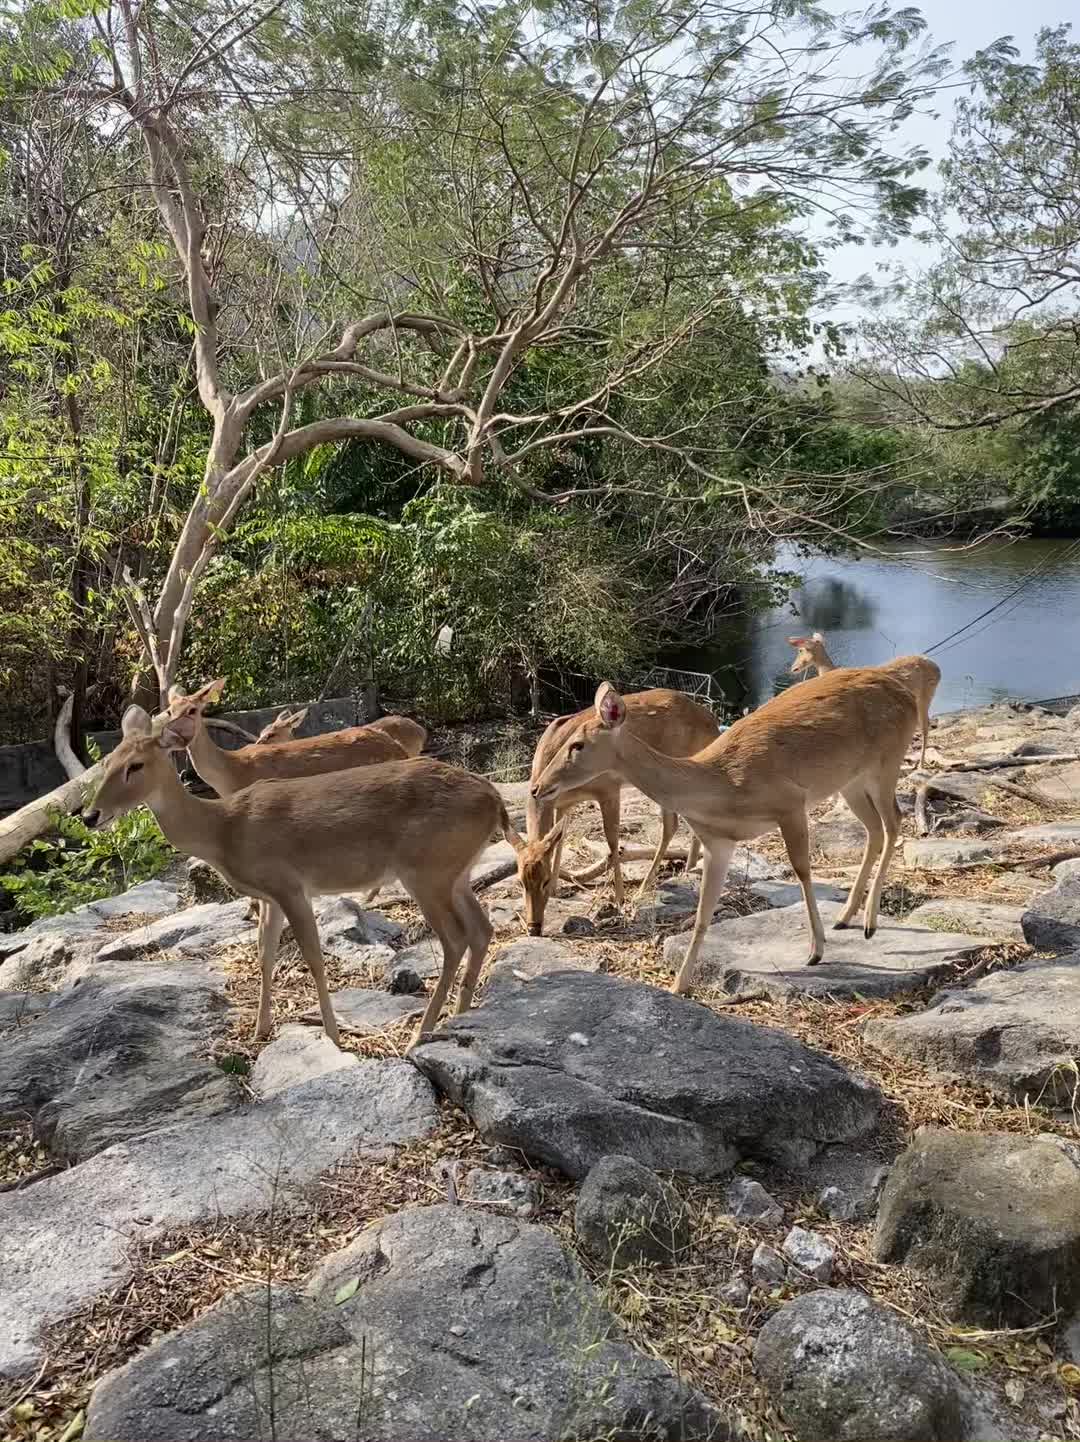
[787,632,940,770]
[512,690,722,935]
[84,706,512,1044]
[530,672,918,995]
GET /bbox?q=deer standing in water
[84,706,511,1044]
[787,632,940,770]
[531,672,917,994]
[512,689,722,935]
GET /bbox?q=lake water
[680,537,1080,715]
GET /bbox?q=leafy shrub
[0,808,175,922]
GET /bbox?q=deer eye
[568,741,584,756]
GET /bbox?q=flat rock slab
[1003,821,1080,847]
[0,1062,437,1380]
[904,898,1025,942]
[663,901,986,1002]
[489,938,599,979]
[97,899,257,960]
[874,1127,1080,1327]
[638,879,845,929]
[865,953,1080,1104]
[903,838,1000,870]
[750,879,848,910]
[412,970,881,1180]
[0,959,236,1162]
[85,1204,731,1442]
[301,987,425,1035]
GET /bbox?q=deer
[787,632,941,769]
[83,705,515,1045]
[254,707,427,756]
[513,689,723,935]
[530,672,918,995]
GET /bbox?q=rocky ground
[4,699,1080,1441]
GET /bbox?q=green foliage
[0,808,175,921]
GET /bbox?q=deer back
[880,655,942,705]
[220,724,408,792]
[366,714,427,758]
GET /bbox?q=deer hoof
[863,924,877,940]
[806,953,822,967]
[832,919,851,930]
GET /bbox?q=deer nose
[81,808,101,829]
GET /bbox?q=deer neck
[186,723,242,796]
[145,763,224,864]
[610,727,734,818]
[816,651,837,673]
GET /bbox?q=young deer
[513,690,722,935]
[531,672,918,995]
[255,708,427,755]
[254,707,310,744]
[787,632,940,769]
[84,706,513,1044]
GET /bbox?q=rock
[1022,879,1080,952]
[903,838,999,870]
[462,1167,541,1218]
[752,1242,787,1287]
[0,990,51,1032]
[0,912,105,989]
[904,898,1025,942]
[185,857,236,903]
[873,1128,1080,1326]
[865,953,1080,1103]
[336,943,396,978]
[96,899,257,960]
[562,914,597,936]
[1004,821,1080,848]
[313,895,404,963]
[749,880,848,910]
[0,959,236,1161]
[985,870,1047,902]
[782,1225,834,1283]
[810,817,874,862]
[88,881,182,920]
[819,1185,858,1222]
[664,900,985,1003]
[724,1176,783,1227]
[754,1288,974,1442]
[727,845,783,881]
[0,1063,438,1379]
[719,1275,749,1309]
[1054,858,1080,883]
[384,940,442,993]
[575,1154,689,1268]
[84,1205,731,1442]
[301,987,425,1035]
[490,937,598,979]
[636,881,700,926]
[250,1023,358,1098]
[413,970,881,1179]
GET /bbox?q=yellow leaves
[1059,1362,1080,1391]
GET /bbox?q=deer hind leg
[862,784,903,940]
[598,792,624,908]
[918,696,931,770]
[408,880,469,1041]
[254,900,287,1042]
[275,892,341,1047]
[685,826,701,875]
[778,812,826,965]
[833,785,885,931]
[634,808,679,904]
[451,881,495,1016]
[670,836,735,996]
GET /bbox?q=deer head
[509,820,566,935]
[787,633,830,675]
[83,705,190,827]
[530,683,627,807]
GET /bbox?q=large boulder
[1022,879,1080,952]
[754,1289,976,1441]
[663,900,985,1002]
[0,990,51,1032]
[574,1155,690,1268]
[0,1062,437,1380]
[84,1204,732,1442]
[412,970,881,1180]
[490,938,599,979]
[96,899,257,960]
[873,1128,1080,1326]
[864,954,1080,1104]
[0,959,236,1160]
[903,898,1025,942]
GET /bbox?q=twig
[943,753,1080,773]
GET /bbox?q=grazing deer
[512,690,722,935]
[531,673,918,994]
[787,632,940,769]
[84,706,514,1044]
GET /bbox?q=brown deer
[254,707,427,756]
[531,672,918,994]
[512,689,722,935]
[254,707,310,744]
[787,632,940,769]
[84,706,514,1044]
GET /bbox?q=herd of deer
[83,631,940,1049]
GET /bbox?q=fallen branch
[0,761,105,867]
[53,691,86,781]
[943,753,1080,773]
[932,847,1080,873]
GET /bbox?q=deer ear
[166,685,185,705]
[811,632,825,644]
[157,722,190,752]
[289,706,310,729]
[594,683,626,730]
[540,820,566,851]
[194,678,225,705]
[121,704,152,738]
[787,637,806,648]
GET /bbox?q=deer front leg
[278,893,340,1047]
[634,808,678,904]
[670,837,734,995]
[778,812,826,965]
[254,900,287,1042]
[598,792,624,909]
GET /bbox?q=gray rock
[904,898,1025,942]
[873,1127,1080,1326]
[185,857,236,903]
[337,942,396,978]
[636,881,700,926]
[0,990,51,1032]
[724,1177,783,1227]
[752,1242,787,1287]
[385,939,443,993]
[1054,858,1080,883]
[463,1167,541,1217]
[88,881,181,920]
[0,1062,437,1379]
[301,987,425,1035]
[819,1185,858,1222]
[719,1275,749,1309]
[754,1288,974,1441]
[810,817,875,862]
[250,1023,358,1098]
[413,970,881,1180]
[562,914,597,937]
[782,1225,834,1283]
[1023,879,1080,952]
[664,900,985,1003]
[903,838,999,870]
[865,953,1080,1103]
[0,959,236,1161]
[1004,821,1080,848]
[575,1154,689,1268]
[84,1204,731,1442]
[749,880,848,910]
[490,937,598,979]
[313,895,404,963]
[0,912,105,989]
[96,899,257,960]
